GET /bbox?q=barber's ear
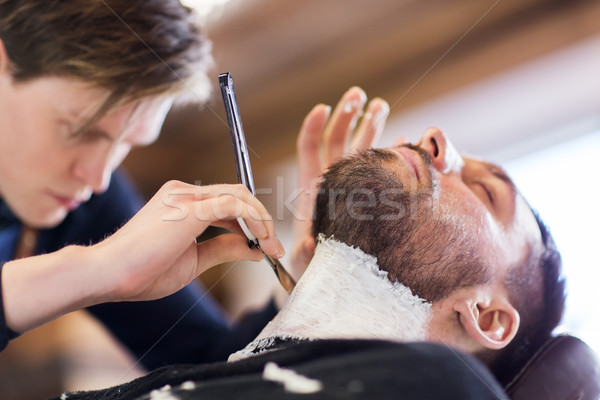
[454,297,520,350]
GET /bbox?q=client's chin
[229,235,432,362]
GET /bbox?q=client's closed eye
[479,183,494,204]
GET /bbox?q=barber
[0,0,295,368]
[0,0,389,369]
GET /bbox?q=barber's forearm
[1,245,106,333]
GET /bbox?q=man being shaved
[235,127,565,389]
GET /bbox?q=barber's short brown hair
[0,0,212,108]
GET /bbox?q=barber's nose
[417,127,463,174]
[73,154,112,194]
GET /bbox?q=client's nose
[417,127,463,174]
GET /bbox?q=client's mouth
[390,147,421,182]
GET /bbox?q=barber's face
[0,75,171,228]
[387,127,542,279]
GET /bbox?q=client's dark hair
[480,209,566,386]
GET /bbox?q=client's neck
[231,236,432,360]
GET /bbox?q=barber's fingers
[210,219,285,259]
[350,98,389,153]
[198,184,284,257]
[196,184,273,226]
[159,182,282,257]
[212,219,246,236]
[195,233,264,275]
[322,86,367,165]
[297,104,331,189]
[195,194,282,258]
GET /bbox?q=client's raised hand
[291,87,389,277]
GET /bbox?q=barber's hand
[291,87,389,277]
[94,180,284,302]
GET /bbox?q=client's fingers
[297,104,331,188]
[323,87,367,165]
[350,98,390,153]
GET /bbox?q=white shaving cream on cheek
[231,236,432,360]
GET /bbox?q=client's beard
[313,146,490,303]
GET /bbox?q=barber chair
[505,335,600,400]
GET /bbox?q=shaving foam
[230,235,432,361]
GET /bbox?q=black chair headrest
[505,335,600,400]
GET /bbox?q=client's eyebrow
[485,163,516,193]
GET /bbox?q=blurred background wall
[1,0,598,398]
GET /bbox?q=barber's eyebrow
[72,125,113,141]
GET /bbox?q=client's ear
[454,295,520,350]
